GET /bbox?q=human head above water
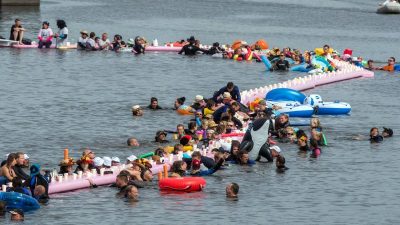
[382,127,393,137]
[226,182,239,198]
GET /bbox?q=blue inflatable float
[266,88,307,103]
[291,63,312,72]
[0,192,40,211]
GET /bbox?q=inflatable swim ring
[0,192,40,211]
[159,177,206,192]
[177,105,193,115]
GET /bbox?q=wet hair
[323,44,330,49]
[150,97,158,103]
[15,18,20,22]
[42,21,50,26]
[177,124,184,129]
[390,57,396,62]
[370,127,378,136]
[230,182,239,194]
[382,127,393,137]
[170,160,186,176]
[117,174,129,184]
[230,140,240,152]
[310,118,321,129]
[56,20,67,29]
[296,129,306,139]
[89,32,96,38]
[367,59,374,64]
[310,139,319,148]
[6,153,17,167]
[276,155,286,169]
[227,82,234,89]
[127,137,137,146]
[119,170,131,177]
[176,97,186,105]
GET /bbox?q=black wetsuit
[178,44,205,55]
[133,44,145,54]
[147,105,162,110]
[274,59,290,71]
[207,46,224,55]
[14,165,30,181]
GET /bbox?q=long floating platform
[240,60,374,105]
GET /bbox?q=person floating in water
[370,127,383,143]
[178,36,207,55]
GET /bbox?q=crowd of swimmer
[6,19,398,72]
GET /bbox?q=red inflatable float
[159,177,206,192]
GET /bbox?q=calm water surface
[0,0,399,224]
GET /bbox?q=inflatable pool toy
[266,88,351,116]
[291,63,312,72]
[12,43,77,49]
[0,39,18,47]
[252,39,269,50]
[271,57,295,64]
[377,1,400,14]
[176,106,193,115]
[0,192,40,211]
[266,88,306,103]
[145,46,182,52]
[240,117,272,158]
[138,152,154,159]
[240,59,374,106]
[304,94,351,115]
[266,101,314,117]
[159,177,206,192]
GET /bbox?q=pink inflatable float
[240,60,374,105]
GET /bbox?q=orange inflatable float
[159,177,206,192]
[232,40,246,50]
[252,39,269,50]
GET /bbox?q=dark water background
[0,0,399,224]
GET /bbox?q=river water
[0,0,399,224]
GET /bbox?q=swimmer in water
[382,127,393,138]
[276,155,288,172]
[226,182,239,199]
[370,127,383,143]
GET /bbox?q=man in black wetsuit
[273,54,290,71]
[14,152,30,181]
[178,36,206,55]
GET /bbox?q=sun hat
[103,157,112,167]
[111,157,120,163]
[269,145,281,153]
[80,30,88,35]
[127,155,137,162]
[195,95,204,103]
[223,92,231,99]
[93,157,104,167]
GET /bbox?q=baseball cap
[270,145,281,153]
